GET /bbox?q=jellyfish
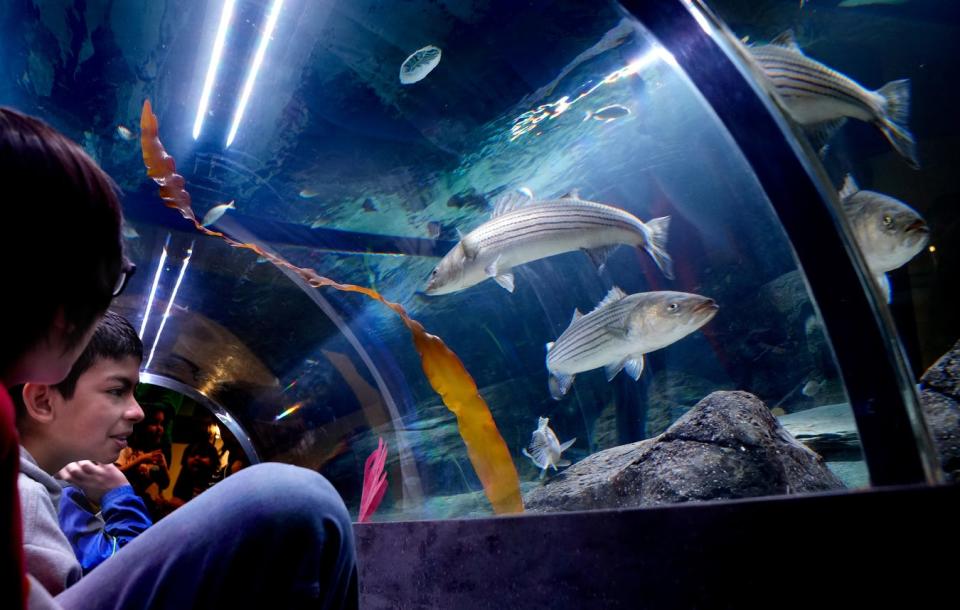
[399,45,442,85]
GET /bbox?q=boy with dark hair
[15,310,153,585]
[2,107,357,610]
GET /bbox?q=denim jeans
[55,463,358,609]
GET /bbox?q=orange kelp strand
[140,100,195,221]
[139,100,523,514]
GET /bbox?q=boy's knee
[231,463,353,531]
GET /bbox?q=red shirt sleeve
[1,385,27,609]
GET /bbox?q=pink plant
[358,437,388,523]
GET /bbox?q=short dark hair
[53,311,143,399]
[0,107,124,379]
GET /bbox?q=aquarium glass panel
[15,0,949,521]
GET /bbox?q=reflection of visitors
[172,442,220,503]
[116,403,173,519]
[220,436,250,479]
[1,106,358,609]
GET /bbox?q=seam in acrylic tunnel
[216,217,427,509]
[127,223,427,511]
[615,0,941,485]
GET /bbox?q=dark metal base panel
[356,485,958,609]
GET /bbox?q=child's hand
[57,461,130,504]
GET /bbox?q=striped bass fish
[546,288,718,400]
[521,416,575,480]
[748,30,917,168]
[424,190,672,295]
[840,174,928,302]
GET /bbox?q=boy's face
[50,355,144,464]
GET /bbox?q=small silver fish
[801,379,825,398]
[521,416,575,479]
[546,288,718,399]
[299,188,320,199]
[840,175,928,302]
[121,224,140,240]
[116,125,135,141]
[424,189,672,295]
[427,221,442,239]
[584,104,631,122]
[749,31,917,168]
[201,200,236,227]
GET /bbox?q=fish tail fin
[548,372,575,401]
[539,467,548,480]
[876,79,919,169]
[644,216,674,279]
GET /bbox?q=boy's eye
[107,388,125,397]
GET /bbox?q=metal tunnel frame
[139,371,262,467]
[617,0,941,485]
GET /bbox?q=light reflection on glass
[509,46,673,142]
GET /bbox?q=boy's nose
[126,398,145,423]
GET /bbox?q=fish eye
[667,302,679,312]
[882,215,894,227]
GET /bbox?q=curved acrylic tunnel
[1,0,953,525]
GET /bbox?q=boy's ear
[20,383,61,424]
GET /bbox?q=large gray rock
[919,339,960,482]
[524,391,844,512]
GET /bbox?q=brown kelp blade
[140,100,523,514]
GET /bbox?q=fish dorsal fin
[569,308,583,325]
[592,286,627,313]
[770,30,801,51]
[492,188,534,218]
[560,189,581,200]
[839,174,860,200]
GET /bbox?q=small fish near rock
[522,417,576,480]
[523,391,845,513]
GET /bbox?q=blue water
[1,0,954,519]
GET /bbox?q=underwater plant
[358,438,388,523]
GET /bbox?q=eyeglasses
[113,259,137,297]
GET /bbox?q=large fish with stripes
[424,190,672,296]
[545,288,717,400]
[748,30,918,168]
